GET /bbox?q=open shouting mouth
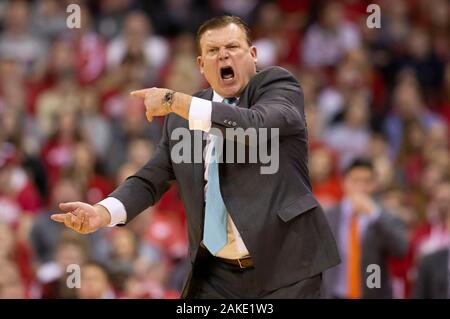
[220,66,235,82]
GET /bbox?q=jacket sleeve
[108,115,175,223]
[377,210,409,258]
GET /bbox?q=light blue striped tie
[203,97,236,255]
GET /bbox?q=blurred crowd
[0,0,448,299]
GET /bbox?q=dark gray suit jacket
[322,203,408,299]
[109,66,340,297]
[414,248,449,299]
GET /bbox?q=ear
[197,56,204,75]
[250,45,258,64]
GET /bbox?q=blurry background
[0,0,448,299]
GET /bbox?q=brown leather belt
[215,256,254,269]
[199,242,254,269]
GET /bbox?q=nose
[218,47,229,60]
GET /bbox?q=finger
[59,202,81,213]
[130,88,152,98]
[64,213,74,229]
[77,211,87,233]
[51,214,66,223]
[146,110,153,122]
[80,214,91,234]
[72,212,82,232]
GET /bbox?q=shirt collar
[212,91,239,103]
[212,91,223,102]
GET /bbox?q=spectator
[162,33,204,95]
[309,145,342,210]
[106,228,138,292]
[77,262,115,299]
[0,0,46,76]
[107,11,169,85]
[302,1,361,68]
[322,158,408,298]
[323,93,372,170]
[0,260,26,299]
[79,87,113,161]
[383,81,442,158]
[414,184,450,298]
[63,141,113,205]
[40,111,81,186]
[31,0,66,41]
[0,146,41,223]
[413,180,450,260]
[105,97,161,175]
[37,231,90,298]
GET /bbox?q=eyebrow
[206,41,240,49]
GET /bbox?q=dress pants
[186,246,322,299]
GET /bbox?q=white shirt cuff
[97,197,127,226]
[189,97,212,132]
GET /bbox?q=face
[56,243,86,268]
[79,265,110,299]
[197,23,257,98]
[343,167,376,196]
[310,148,333,182]
[111,229,136,259]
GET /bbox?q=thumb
[130,88,152,98]
[59,202,80,212]
[146,111,153,122]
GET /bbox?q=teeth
[221,67,234,80]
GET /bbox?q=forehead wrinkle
[205,40,239,49]
[201,25,246,48]
[203,36,238,47]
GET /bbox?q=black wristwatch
[162,90,176,108]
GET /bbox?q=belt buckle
[237,258,245,268]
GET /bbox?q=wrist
[94,204,111,227]
[171,91,192,120]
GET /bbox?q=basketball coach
[51,16,340,298]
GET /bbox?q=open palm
[51,202,106,234]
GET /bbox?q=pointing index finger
[130,88,152,98]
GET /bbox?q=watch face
[163,91,175,106]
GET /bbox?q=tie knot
[223,97,237,105]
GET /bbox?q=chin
[223,85,242,97]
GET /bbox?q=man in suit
[413,179,450,299]
[51,15,340,298]
[322,158,408,299]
